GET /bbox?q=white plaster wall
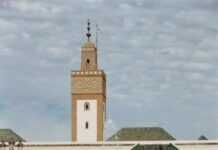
[21,145,134,150]
[3,141,218,150]
[176,145,218,150]
[77,100,97,143]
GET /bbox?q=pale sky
[0,0,218,141]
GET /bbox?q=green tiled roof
[0,129,25,142]
[133,144,178,150]
[107,127,175,141]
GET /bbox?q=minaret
[71,20,106,143]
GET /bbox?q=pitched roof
[198,135,208,140]
[133,144,178,150]
[107,127,175,141]
[0,129,25,142]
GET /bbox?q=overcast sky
[0,0,218,142]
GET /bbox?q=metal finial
[86,19,91,41]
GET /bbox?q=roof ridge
[107,127,175,141]
[0,129,13,130]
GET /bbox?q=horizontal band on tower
[71,70,105,76]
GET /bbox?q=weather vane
[86,19,91,41]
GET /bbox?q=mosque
[0,21,217,150]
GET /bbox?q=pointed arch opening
[85,121,89,129]
[84,102,90,111]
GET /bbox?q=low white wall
[2,140,218,150]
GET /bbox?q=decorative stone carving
[72,76,103,94]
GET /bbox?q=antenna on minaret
[96,24,100,49]
[86,19,91,41]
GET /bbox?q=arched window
[86,59,90,64]
[85,121,89,129]
[84,102,90,111]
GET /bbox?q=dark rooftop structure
[0,129,25,142]
[198,135,208,140]
[107,127,175,141]
[133,144,178,150]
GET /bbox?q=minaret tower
[71,20,106,142]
